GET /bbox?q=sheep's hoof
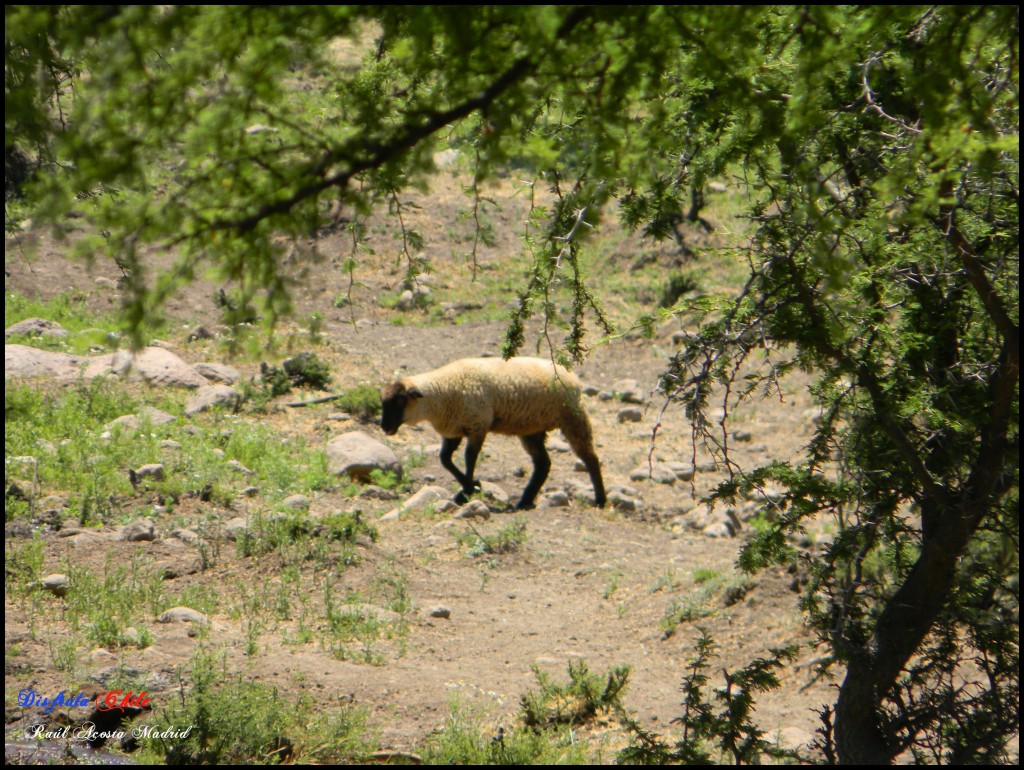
[515,500,537,511]
[453,484,482,505]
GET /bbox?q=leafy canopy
[6,5,1018,764]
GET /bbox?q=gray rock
[184,384,241,416]
[668,463,696,481]
[479,481,509,505]
[539,491,570,508]
[157,606,210,625]
[396,484,447,511]
[187,325,215,342]
[703,516,737,538]
[41,574,70,597]
[609,491,638,512]
[171,528,201,545]
[109,347,210,388]
[194,362,240,385]
[617,407,644,423]
[612,379,645,404]
[5,318,68,338]
[222,517,249,540]
[453,500,491,519]
[280,494,310,511]
[326,431,402,482]
[395,289,416,310]
[4,344,87,381]
[121,518,157,542]
[132,463,165,482]
[427,606,451,619]
[629,463,677,484]
[227,459,255,476]
[380,485,454,520]
[358,485,399,500]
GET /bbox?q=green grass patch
[520,658,630,728]
[5,290,133,354]
[137,649,376,764]
[5,379,336,523]
[421,701,591,765]
[457,516,528,557]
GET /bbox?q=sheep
[380,357,606,509]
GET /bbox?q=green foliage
[6,5,1018,762]
[256,352,333,399]
[421,702,589,765]
[620,632,798,765]
[141,649,376,764]
[61,555,167,648]
[235,510,377,561]
[4,291,123,354]
[332,383,382,419]
[458,516,528,557]
[520,658,630,728]
[4,379,334,523]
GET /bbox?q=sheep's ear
[407,387,423,399]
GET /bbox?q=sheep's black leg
[517,432,551,510]
[444,435,483,504]
[440,437,470,488]
[454,434,485,503]
[580,452,606,508]
[565,432,607,508]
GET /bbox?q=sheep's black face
[380,382,419,435]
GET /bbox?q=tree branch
[210,6,592,235]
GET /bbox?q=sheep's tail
[561,406,607,507]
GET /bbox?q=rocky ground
[5,173,836,763]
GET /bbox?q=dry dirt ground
[5,172,836,762]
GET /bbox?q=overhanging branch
[210,6,592,236]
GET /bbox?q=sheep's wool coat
[401,357,588,440]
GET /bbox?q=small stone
[227,459,255,476]
[280,494,310,511]
[358,485,399,500]
[193,362,240,385]
[453,500,491,519]
[427,606,451,619]
[617,407,643,423]
[132,463,165,482]
[222,517,249,540]
[157,607,210,625]
[184,384,241,416]
[539,491,570,508]
[5,317,68,339]
[41,574,70,597]
[172,528,201,545]
[121,518,157,542]
[187,325,215,342]
[609,492,638,512]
